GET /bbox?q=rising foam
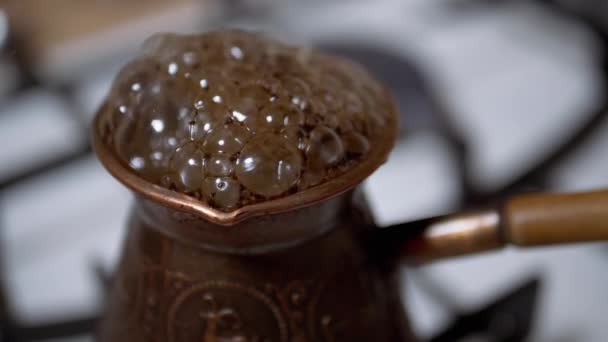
[97,31,392,211]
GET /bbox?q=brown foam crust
[96,30,395,211]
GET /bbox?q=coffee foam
[97,31,391,211]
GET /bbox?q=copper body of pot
[92,31,608,341]
[95,193,416,342]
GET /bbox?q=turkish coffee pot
[92,31,608,342]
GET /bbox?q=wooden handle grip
[503,189,608,246]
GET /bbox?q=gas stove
[0,1,607,341]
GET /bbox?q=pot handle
[376,189,608,263]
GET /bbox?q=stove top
[0,1,607,341]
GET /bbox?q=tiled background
[1,0,607,341]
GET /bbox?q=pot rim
[92,99,398,226]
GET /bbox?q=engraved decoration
[168,281,287,342]
[115,262,345,341]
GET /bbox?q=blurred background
[1,0,608,341]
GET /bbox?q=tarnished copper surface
[401,211,503,263]
[135,190,353,254]
[373,211,504,263]
[97,194,415,341]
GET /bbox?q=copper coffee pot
[92,31,608,341]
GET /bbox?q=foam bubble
[99,31,392,211]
